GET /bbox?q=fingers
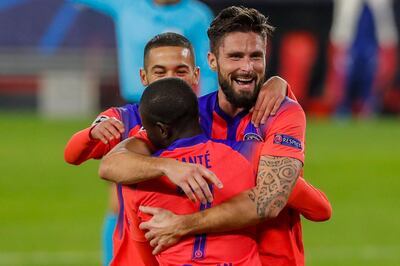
[139,205,161,216]
[179,183,197,203]
[153,243,165,255]
[188,177,208,204]
[259,96,276,124]
[145,231,155,241]
[108,118,125,134]
[251,93,264,127]
[270,95,284,116]
[149,237,159,247]
[252,96,268,127]
[91,118,125,143]
[193,174,213,203]
[199,167,223,189]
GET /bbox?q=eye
[177,70,189,75]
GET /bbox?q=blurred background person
[71,0,217,100]
[324,0,398,117]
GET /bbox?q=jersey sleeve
[287,177,332,221]
[260,101,306,163]
[286,84,298,102]
[64,108,122,165]
[69,0,121,18]
[132,129,157,153]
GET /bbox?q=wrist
[88,125,98,141]
[157,157,174,176]
[178,213,199,236]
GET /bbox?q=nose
[240,57,253,72]
[165,71,175,78]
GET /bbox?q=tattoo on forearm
[247,156,302,218]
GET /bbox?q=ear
[155,122,171,139]
[208,52,217,71]
[140,68,149,86]
[193,66,200,86]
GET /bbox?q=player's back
[127,134,262,266]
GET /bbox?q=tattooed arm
[139,155,302,253]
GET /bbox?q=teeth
[236,78,253,82]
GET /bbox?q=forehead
[146,46,194,68]
[219,32,266,54]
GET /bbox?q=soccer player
[130,77,264,265]
[100,6,331,266]
[64,32,290,264]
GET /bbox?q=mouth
[232,76,256,90]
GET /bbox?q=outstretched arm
[64,114,125,165]
[99,136,222,204]
[287,177,332,221]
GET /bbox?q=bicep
[108,136,152,156]
[249,155,302,219]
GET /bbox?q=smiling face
[209,32,266,109]
[140,46,199,88]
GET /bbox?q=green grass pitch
[0,112,399,265]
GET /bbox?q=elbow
[319,202,332,221]
[64,149,81,165]
[261,202,286,220]
[305,202,333,222]
[98,157,113,182]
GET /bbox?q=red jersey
[125,134,262,265]
[63,104,156,265]
[197,91,330,266]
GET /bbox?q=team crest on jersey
[243,132,264,142]
[273,134,302,150]
[92,115,109,125]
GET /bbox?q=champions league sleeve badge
[273,134,302,150]
[243,132,264,141]
[92,115,109,125]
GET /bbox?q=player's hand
[139,206,184,255]
[161,159,223,204]
[90,118,125,144]
[251,76,287,127]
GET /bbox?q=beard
[218,70,264,110]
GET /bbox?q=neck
[217,89,245,117]
[170,122,203,143]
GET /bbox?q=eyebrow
[226,52,244,57]
[151,65,166,70]
[151,64,191,70]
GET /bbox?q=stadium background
[0,0,399,265]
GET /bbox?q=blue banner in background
[0,0,116,53]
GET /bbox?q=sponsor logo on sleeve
[92,115,109,125]
[273,134,302,150]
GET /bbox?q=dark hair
[139,78,199,128]
[143,32,195,68]
[207,6,274,54]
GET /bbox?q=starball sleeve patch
[273,134,302,150]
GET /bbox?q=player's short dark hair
[143,32,195,68]
[207,6,274,54]
[140,78,199,129]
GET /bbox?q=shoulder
[265,97,305,127]
[115,103,140,115]
[210,139,259,161]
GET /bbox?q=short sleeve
[260,102,306,164]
